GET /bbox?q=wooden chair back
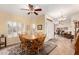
[19,34,28,51]
[37,34,46,43]
[37,34,46,50]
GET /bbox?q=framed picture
[37,25,42,30]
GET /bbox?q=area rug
[0,39,57,55]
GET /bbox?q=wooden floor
[49,35,75,55]
[0,35,76,55]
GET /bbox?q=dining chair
[26,38,39,54]
[19,34,27,52]
[26,39,33,54]
[37,34,46,50]
[32,39,39,54]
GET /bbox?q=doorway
[45,19,54,42]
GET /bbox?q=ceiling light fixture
[21,4,42,15]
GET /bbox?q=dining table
[22,34,38,42]
[19,33,46,54]
[21,34,39,54]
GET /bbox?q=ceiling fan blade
[21,8,29,11]
[28,4,34,10]
[28,12,30,15]
[35,9,42,11]
[28,4,33,7]
[34,12,38,15]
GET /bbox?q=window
[7,21,25,38]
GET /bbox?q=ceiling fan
[21,4,42,15]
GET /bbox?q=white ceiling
[40,4,79,17]
[0,4,79,18]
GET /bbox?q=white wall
[0,11,45,45]
[45,16,54,42]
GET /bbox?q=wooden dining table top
[22,34,38,40]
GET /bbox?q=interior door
[45,19,54,42]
